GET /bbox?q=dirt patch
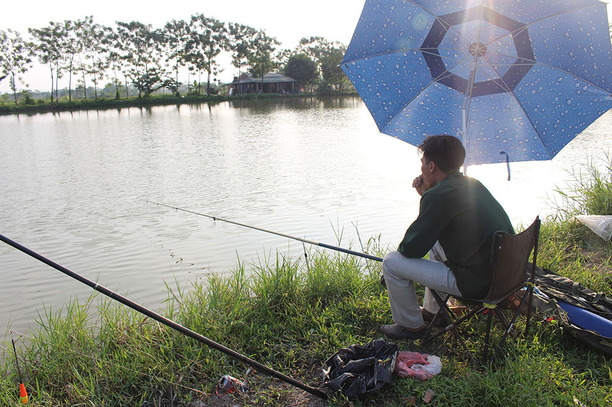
[186,379,330,407]
[190,385,329,407]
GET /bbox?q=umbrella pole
[461,61,478,176]
[461,104,468,176]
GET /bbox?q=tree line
[0,15,350,105]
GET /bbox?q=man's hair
[418,135,466,172]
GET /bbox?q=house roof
[233,73,297,84]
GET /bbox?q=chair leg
[524,284,534,337]
[481,307,495,364]
[423,291,480,366]
[424,285,537,366]
[491,285,535,364]
[494,308,511,329]
[421,293,449,343]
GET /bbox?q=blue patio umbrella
[342,0,612,166]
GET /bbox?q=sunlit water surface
[1,97,611,339]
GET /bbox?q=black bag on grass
[322,340,398,398]
[533,267,612,355]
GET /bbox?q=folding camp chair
[422,217,541,365]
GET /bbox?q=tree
[246,30,280,90]
[319,46,347,91]
[0,29,32,104]
[163,19,191,95]
[297,36,348,90]
[275,48,293,70]
[29,22,64,102]
[104,26,129,99]
[74,17,107,100]
[131,66,177,96]
[116,21,168,98]
[187,14,228,95]
[227,22,258,94]
[86,24,112,99]
[57,18,92,102]
[0,31,8,83]
[284,54,317,87]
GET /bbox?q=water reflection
[225,95,364,112]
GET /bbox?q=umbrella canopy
[342,0,612,165]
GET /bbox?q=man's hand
[413,175,427,196]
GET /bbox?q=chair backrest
[484,217,541,304]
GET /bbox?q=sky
[1,0,611,93]
[0,0,365,92]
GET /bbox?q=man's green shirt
[398,171,514,299]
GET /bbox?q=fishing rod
[11,337,28,404]
[146,200,384,262]
[0,234,327,400]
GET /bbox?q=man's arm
[398,190,449,258]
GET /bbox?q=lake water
[1,96,611,340]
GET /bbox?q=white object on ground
[575,215,612,241]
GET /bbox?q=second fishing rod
[147,201,384,263]
[0,233,327,399]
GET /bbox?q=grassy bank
[0,94,229,115]
[0,92,358,116]
[1,164,610,406]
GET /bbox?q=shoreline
[0,92,360,116]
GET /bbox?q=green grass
[1,243,609,406]
[1,162,610,406]
[552,155,612,218]
[537,155,612,294]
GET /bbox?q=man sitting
[381,135,514,340]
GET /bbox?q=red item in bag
[394,351,442,380]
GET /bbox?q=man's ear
[428,160,436,173]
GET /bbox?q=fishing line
[0,233,328,399]
[351,221,366,254]
[146,200,383,262]
[301,242,310,273]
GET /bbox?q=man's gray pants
[382,243,463,329]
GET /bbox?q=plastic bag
[323,340,398,398]
[394,351,442,380]
[575,215,612,241]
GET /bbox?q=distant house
[229,73,300,95]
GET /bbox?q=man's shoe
[380,324,426,340]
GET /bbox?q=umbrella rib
[435,46,610,96]
[381,57,467,135]
[477,53,544,152]
[441,2,606,51]
[478,47,612,96]
[403,0,449,27]
[342,48,430,66]
[474,50,605,161]
[530,60,612,95]
[343,0,451,66]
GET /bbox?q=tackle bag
[533,267,612,355]
[322,340,398,398]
